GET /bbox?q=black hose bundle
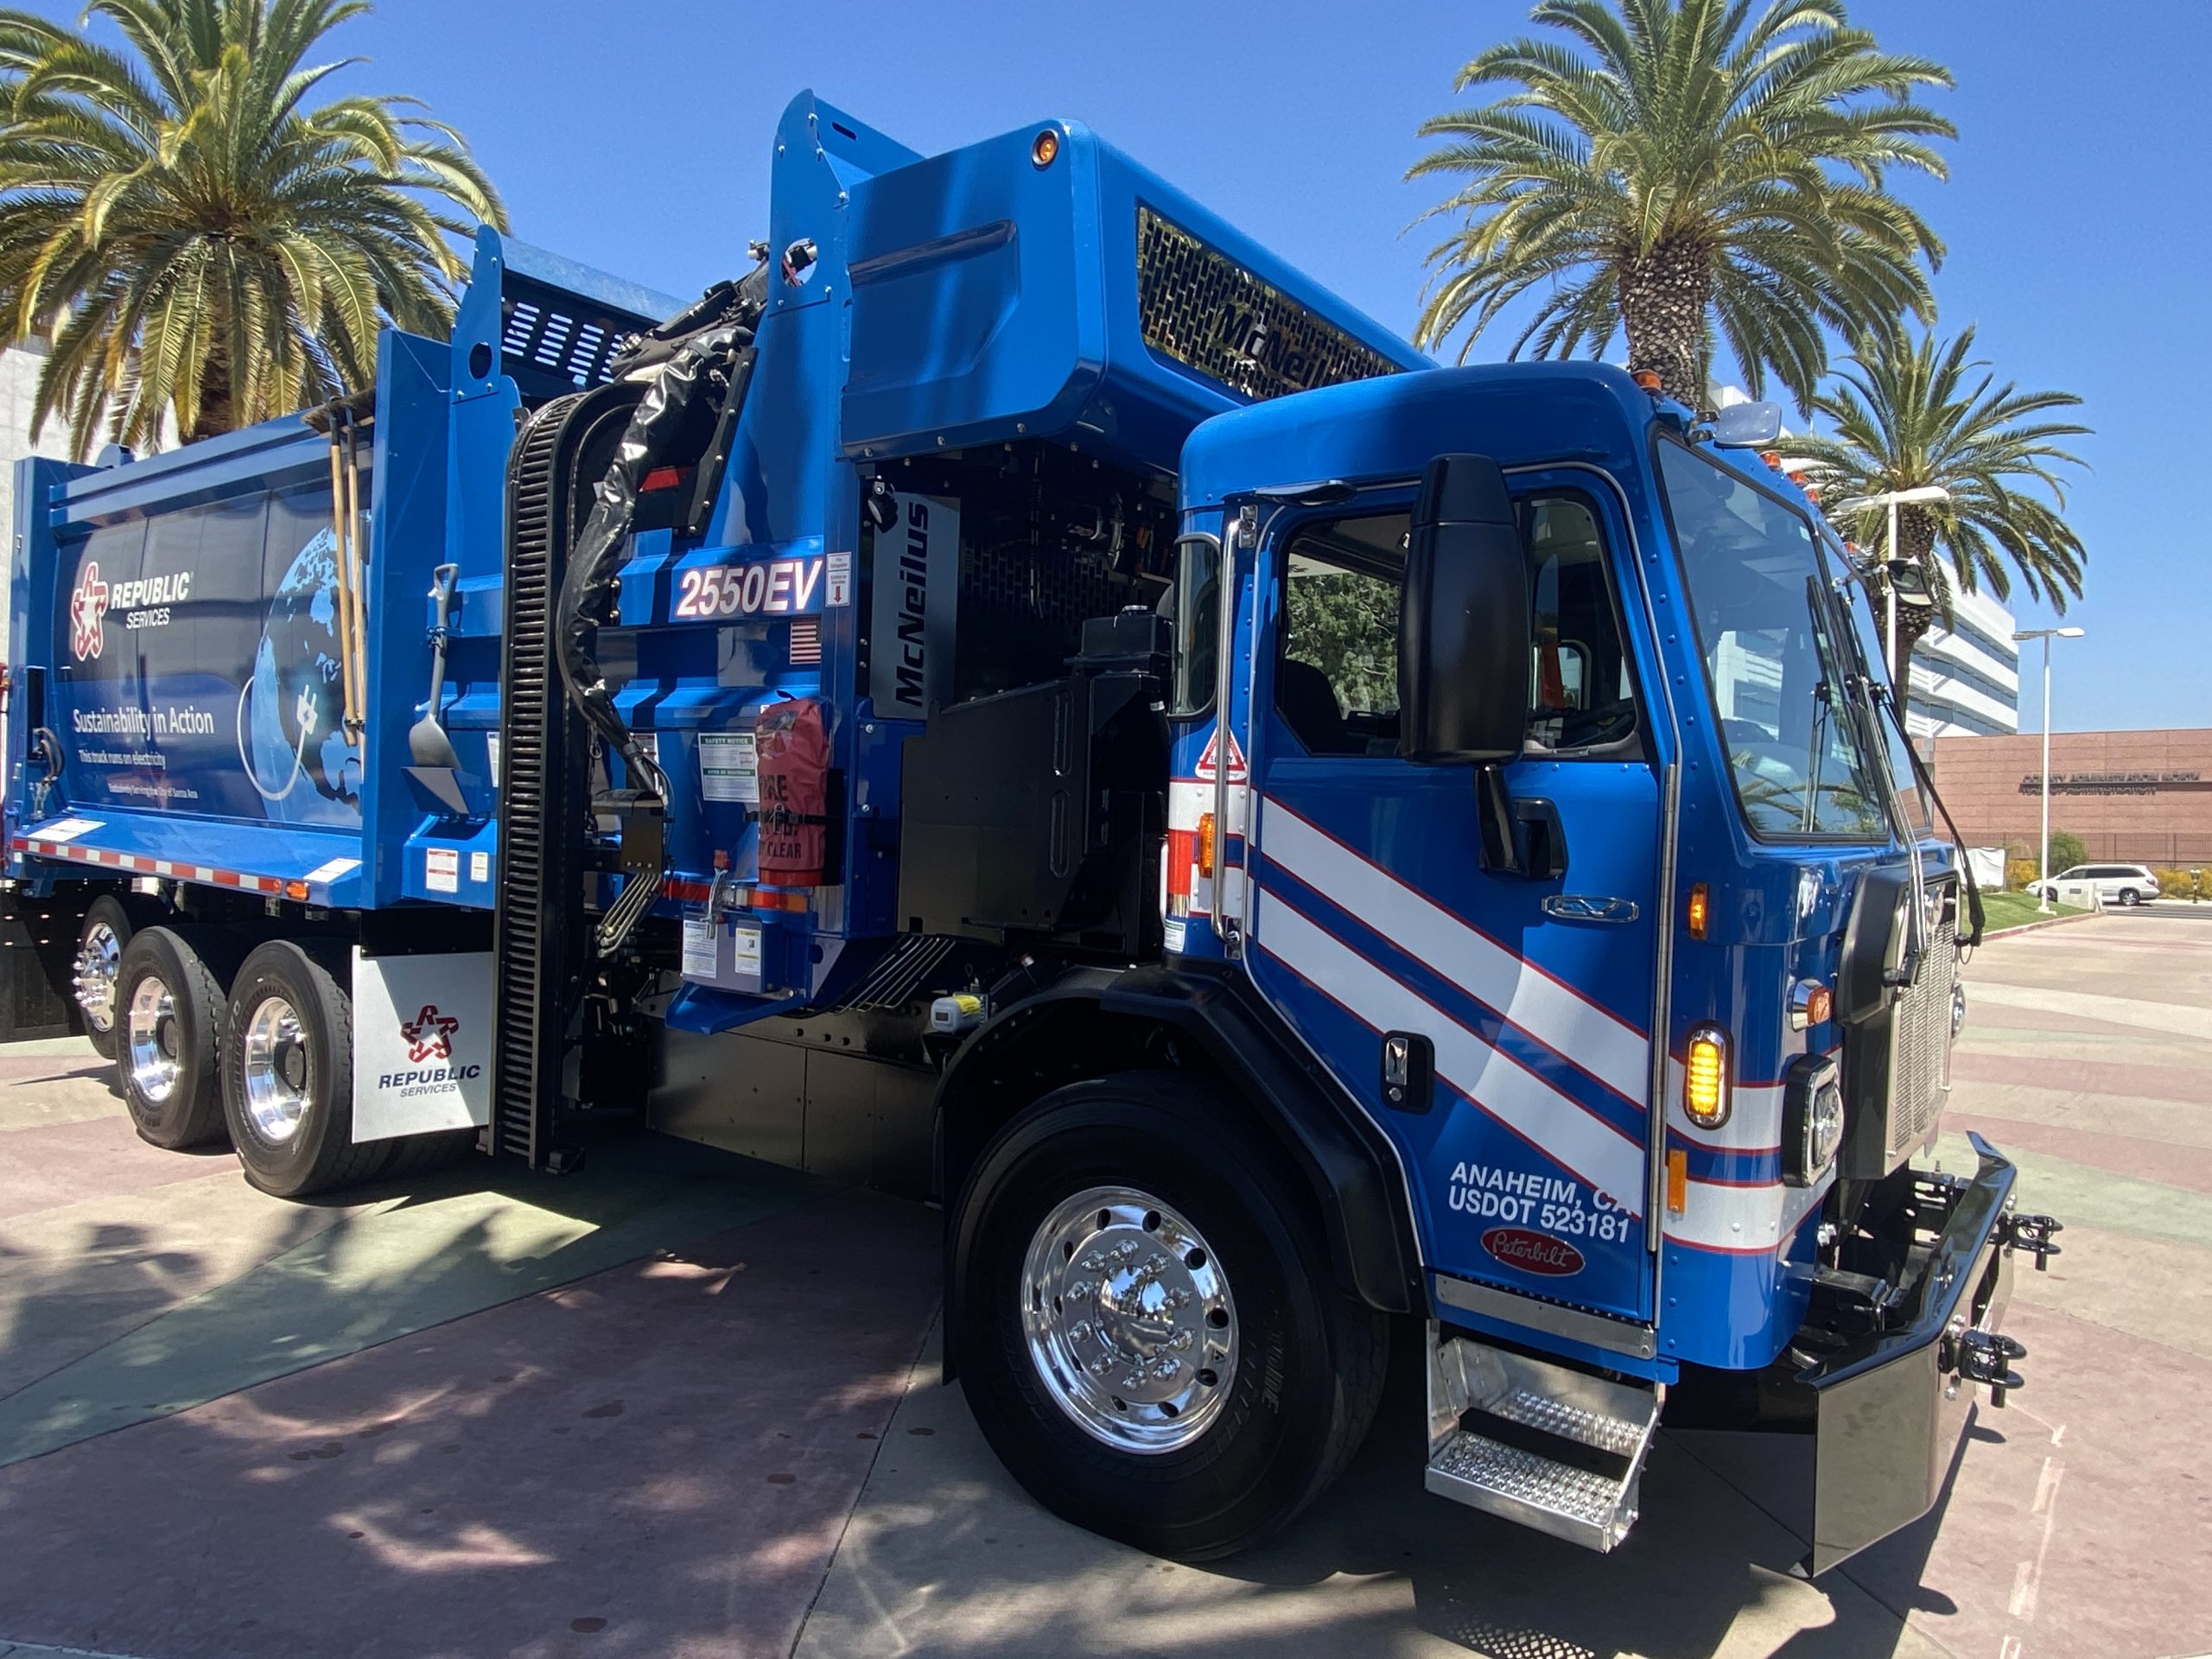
[556,265,768,956]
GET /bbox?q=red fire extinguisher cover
[754,697,830,886]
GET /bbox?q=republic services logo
[402,1003,459,1064]
[69,562,109,661]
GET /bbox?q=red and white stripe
[1259,797,1649,1102]
[13,832,360,898]
[14,832,289,895]
[1249,794,1824,1256]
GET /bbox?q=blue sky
[30,0,2211,729]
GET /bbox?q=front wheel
[948,1071,1387,1560]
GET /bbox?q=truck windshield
[1657,442,1885,841]
[1833,556,1936,837]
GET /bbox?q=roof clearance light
[1632,369,1662,393]
[1687,882,1710,940]
[1685,1025,1731,1128]
[1031,128,1060,168]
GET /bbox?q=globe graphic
[245,526,360,816]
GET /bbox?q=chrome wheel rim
[73,923,122,1033]
[124,975,181,1103]
[241,995,310,1144]
[1020,1184,1237,1454]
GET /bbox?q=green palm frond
[0,0,505,453]
[1778,322,2089,620]
[1408,0,1951,408]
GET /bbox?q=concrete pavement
[3,911,2209,1657]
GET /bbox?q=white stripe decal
[1668,1166,1831,1254]
[1258,899,1647,1216]
[1261,800,1650,1103]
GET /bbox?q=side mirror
[1709,401,1783,448]
[1400,454,1529,765]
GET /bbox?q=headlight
[1783,1053,1844,1187]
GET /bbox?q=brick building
[1929,728,2212,866]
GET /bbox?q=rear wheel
[2119,887,2142,906]
[949,1071,1387,1560]
[113,925,239,1148]
[74,893,155,1061]
[222,940,382,1198]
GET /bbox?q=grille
[1135,206,1401,403]
[1886,896,1958,1160]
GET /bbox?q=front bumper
[1797,1133,2041,1575]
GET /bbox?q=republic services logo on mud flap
[382,1003,480,1092]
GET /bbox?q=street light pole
[2014,626,2088,913]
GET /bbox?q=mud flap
[0,890,86,1042]
[1802,1134,2019,1575]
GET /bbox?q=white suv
[2029,863,2161,906]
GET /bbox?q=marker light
[1687,882,1710,940]
[1197,811,1217,879]
[1684,1025,1731,1128]
[1031,128,1060,168]
[1632,369,1662,393]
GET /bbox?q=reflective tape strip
[12,834,285,894]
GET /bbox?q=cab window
[1274,498,1641,759]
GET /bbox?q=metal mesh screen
[1136,206,1402,402]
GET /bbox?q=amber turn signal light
[1685,1025,1732,1128]
[1687,882,1709,940]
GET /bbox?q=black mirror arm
[1475,765,1522,876]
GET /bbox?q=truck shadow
[1199,1319,1964,1659]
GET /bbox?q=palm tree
[1782,324,2089,695]
[1408,0,1953,409]
[0,0,504,454]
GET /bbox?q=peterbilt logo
[402,1003,459,1063]
[1482,1226,1586,1277]
[69,562,109,660]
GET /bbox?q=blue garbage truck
[3,92,2056,1572]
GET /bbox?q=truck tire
[75,893,156,1062]
[221,940,382,1198]
[113,925,238,1149]
[948,1071,1388,1560]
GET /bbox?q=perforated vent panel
[1136,206,1402,402]
[500,294,626,388]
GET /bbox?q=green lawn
[1980,890,2088,934]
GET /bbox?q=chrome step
[1425,1327,1661,1553]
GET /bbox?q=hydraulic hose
[554,268,766,957]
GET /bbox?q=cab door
[1237,473,1665,1327]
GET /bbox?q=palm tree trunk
[188,345,236,442]
[1886,506,1943,707]
[1618,238,1711,404]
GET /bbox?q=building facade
[1929,727,2212,868]
[1905,583,2020,739]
